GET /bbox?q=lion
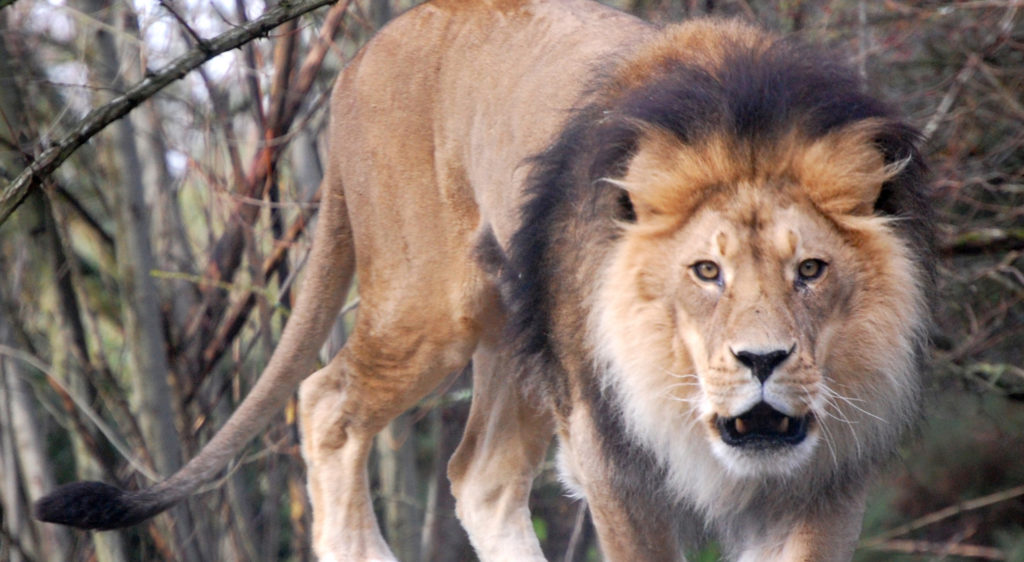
[35,0,933,560]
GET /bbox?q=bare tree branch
[193,188,322,396]
[0,0,340,225]
[182,0,351,367]
[0,344,160,482]
[861,540,1006,560]
[158,0,207,48]
[944,227,1024,255]
[859,484,1024,550]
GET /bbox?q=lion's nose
[732,348,792,384]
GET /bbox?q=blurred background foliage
[0,0,1020,561]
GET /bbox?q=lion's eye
[693,261,721,283]
[797,259,827,282]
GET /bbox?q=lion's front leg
[299,296,481,561]
[299,359,396,562]
[448,342,554,562]
[734,486,868,562]
[560,406,682,562]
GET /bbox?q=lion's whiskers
[662,374,702,417]
[663,369,699,381]
[807,385,865,460]
[800,385,842,468]
[818,418,840,469]
[665,387,702,410]
[803,384,839,466]
[822,385,887,425]
[661,371,701,407]
[662,381,699,392]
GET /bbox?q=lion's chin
[706,403,819,477]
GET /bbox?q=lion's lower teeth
[778,417,790,433]
[734,417,748,434]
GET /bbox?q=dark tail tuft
[34,481,170,530]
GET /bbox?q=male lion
[36,0,933,560]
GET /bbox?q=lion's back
[330,0,653,245]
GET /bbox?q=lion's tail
[34,177,356,530]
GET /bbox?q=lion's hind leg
[448,340,555,561]
[299,310,478,561]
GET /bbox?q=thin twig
[563,501,589,562]
[921,56,977,143]
[187,188,323,398]
[158,0,208,50]
[0,344,160,482]
[234,0,267,130]
[862,539,1005,560]
[859,484,1024,549]
[281,0,352,126]
[944,227,1024,255]
[182,0,350,372]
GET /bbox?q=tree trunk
[376,412,423,562]
[0,254,73,562]
[40,193,130,562]
[0,354,32,562]
[78,1,201,559]
[4,357,74,562]
[0,14,83,562]
[139,103,199,343]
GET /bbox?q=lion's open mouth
[716,402,810,448]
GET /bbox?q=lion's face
[592,127,926,484]
[660,195,850,474]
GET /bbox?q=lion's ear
[600,177,661,223]
[795,120,904,217]
[608,128,725,222]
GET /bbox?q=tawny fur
[35,1,932,561]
